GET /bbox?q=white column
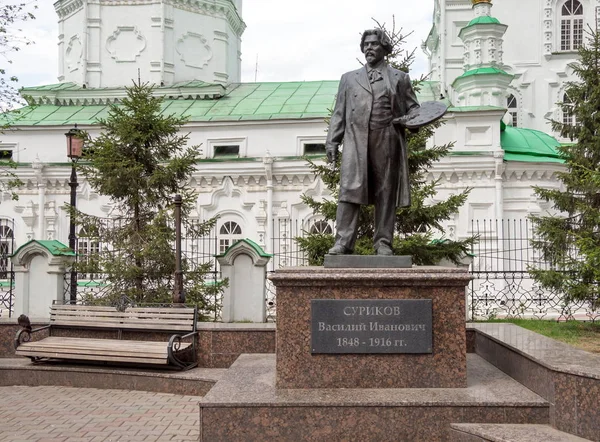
[264,154,274,253]
[33,159,45,240]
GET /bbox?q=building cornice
[54,0,84,19]
[55,0,246,36]
[23,82,226,106]
[168,0,246,37]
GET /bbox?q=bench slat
[51,306,120,312]
[121,312,196,319]
[15,350,169,365]
[48,320,126,328]
[50,318,123,323]
[23,337,184,353]
[49,320,193,331]
[123,318,194,327]
[126,307,196,314]
[17,344,170,358]
[51,311,125,318]
[118,323,193,331]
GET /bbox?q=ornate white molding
[543,0,555,58]
[54,0,84,19]
[106,27,147,63]
[66,35,83,72]
[176,32,213,69]
[201,176,255,213]
[45,201,58,241]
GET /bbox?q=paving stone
[0,386,200,442]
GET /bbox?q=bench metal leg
[167,335,197,370]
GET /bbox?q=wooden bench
[14,304,198,370]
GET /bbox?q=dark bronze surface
[395,100,448,129]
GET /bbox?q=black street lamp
[65,124,83,305]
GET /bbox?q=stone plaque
[311,299,432,354]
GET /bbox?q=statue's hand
[393,113,417,127]
[326,145,338,163]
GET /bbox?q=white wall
[56,0,244,88]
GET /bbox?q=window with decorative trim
[562,93,576,126]
[561,0,584,51]
[207,137,247,159]
[219,221,243,254]
[308,220,333,235]
[303,143,326,156]
[507,94,518,127]
[214,145,240,158]
[0,143,17,163]
[297,136,326,156]
[77,226,101,280]
[0,224,13,279]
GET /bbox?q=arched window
[77,226,100,280]
[309,220,333,235]
[561,0,584,51]
[219,221,242,254]
[507,94,518,127]
[562,93,576,126]
[0,224,14,279]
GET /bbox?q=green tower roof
[501,125,564,163]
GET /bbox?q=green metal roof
[12,240,76,257]
[501,125,564,163]
[464,16,501,28]
[11,81,340,125]
[8,80,443,126]
[453,67,512,86]
[216,238,272,258]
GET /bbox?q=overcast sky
[7,0,434,89]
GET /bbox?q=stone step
[0,358,225,396]
[199,353,550,441]
[449,423,592,442]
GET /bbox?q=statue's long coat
[326,65,419,208]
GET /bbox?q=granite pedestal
[269,266,471,389]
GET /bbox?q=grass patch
[481,319,600,353]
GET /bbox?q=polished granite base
[470,323,600,441]
[0,358,225,396]
[269,267,472,389]
[449,423,592,442]
[323,254,412,268]
[199,353,549,442]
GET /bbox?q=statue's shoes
[328,244,352,255]
[376,246,394,256]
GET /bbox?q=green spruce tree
[297,22,476,266]
[72,82,222,314]
[529,29,600,309]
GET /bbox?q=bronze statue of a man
[326,29,420,256]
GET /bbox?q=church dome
[501,124,564,163]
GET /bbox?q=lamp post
[65,125,83,305]
[173,194,185,304]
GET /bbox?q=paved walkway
[0,386,200,441]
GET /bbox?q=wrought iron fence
[0,218,15,318]
[63,217,223,320]
[468,218,598,321]
[57,215,598,323]
[265,218,334,321]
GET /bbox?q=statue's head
[360,29,393,57]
